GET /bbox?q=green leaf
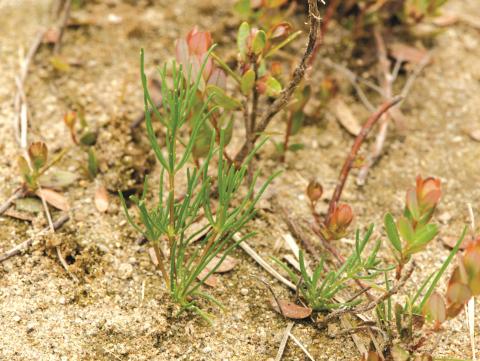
[422,292,446,323]
[237,22,250,60]
[87,147,98,178]
[240,69,256,95]
[49,56,70,72]
[288,143,304,152]
[407,223,438,254]
[233,0,251,17]
[384,213,402,253]
[397,216,415,244]
[80,131,97,146]
[192,124,214,159]
[206,85,241,110]
[290,111,304,136]
[38,169,78,189]
[15,197,43,213]
[221,117,234,146]
[17,156,31,181]
[265,76,282,97]
[265,30,302,59]
[28,142,48,171]
[252,30,267,55]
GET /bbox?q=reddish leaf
[43,28,60,44]
[197,268,218,287]
[207,68,227,89]
[330,97,361,136]
[446,282,472,305]
[422,292,446,324]
[468,129,480,142]
[306,180,323,204]
[36,188,70,211]
[390,43,430,64]
[4,209,35,222]
[95,185,109,213]
[270,299,312,319]
[442,235,470,250]
[206,254,238,273]
[270,22,292,39]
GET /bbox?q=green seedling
[64,110,98,178]
[121,49,276,323]
[18,142,69,192]
[274,225,390,311]
[384,176,441,275]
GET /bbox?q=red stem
[326,96,402,223]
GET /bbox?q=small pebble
[240,288,249,296]
[13,315,21,322]
[26,322,35,333]
[118,263,134,280]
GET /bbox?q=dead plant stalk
[233,0,321,166]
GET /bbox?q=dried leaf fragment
[330,97,361,136]
[206,254,238,273]
[95,185,109,213]
[270,299,312,319]
[36,188,70,211]
[390,43,430,65]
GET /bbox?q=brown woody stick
[233,0,321,166]
[326,96,403,223]
[0,214,70,263]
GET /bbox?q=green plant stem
[211,52,241,84]
[233,0,321,166]
[417,226,467,311]
[280,112,293,163]
[153,242,170,290]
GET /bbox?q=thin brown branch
[233,0,321,166]
[275,200,320,261]
[254,275,286,319]
[355,26,393,186]
[308,0,339,67]
[53,0,72,54]
[0,188,26,216]
[356,32,431,186]
[317,262,415,329]
[326,96,402,222]
[0,214,70,263]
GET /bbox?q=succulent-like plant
[384,176,441,275]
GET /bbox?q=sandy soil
[1,0,480,360]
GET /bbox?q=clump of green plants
[274,225,386,311]
[275,173,468,359]
[173,0,320,168]
[121,49,276,322]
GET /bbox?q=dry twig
[275,321,295,361]
[233,0,321,165]
[326,96,402,222]
[0,214,70,263]
[53,0,72,54]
